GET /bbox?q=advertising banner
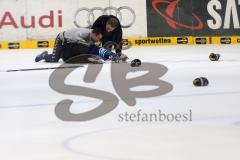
[147,0,240,37]
[0,0,147,41]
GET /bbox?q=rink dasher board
[1,36,240,50]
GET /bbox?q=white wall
[0,0,147,41]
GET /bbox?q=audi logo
[74,6,136,28]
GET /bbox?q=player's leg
[61,43,91,63]
[62,43,107,64]
[44,34,64,62]
[35,34,64,62]
[35,50,48,62]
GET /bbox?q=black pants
[44,35,90,63]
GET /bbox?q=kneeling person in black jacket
[91,15,123,55]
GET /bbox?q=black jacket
[91,15,122,54]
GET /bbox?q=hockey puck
[131,59,141,67]
[193,77,209,87]
[209,53,220,61]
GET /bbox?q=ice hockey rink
[0,45,240,160]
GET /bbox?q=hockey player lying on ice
[35,27,127,63]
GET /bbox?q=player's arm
[89,44,115,60]
[114,28,123,54]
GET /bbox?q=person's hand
[94,41,102,47]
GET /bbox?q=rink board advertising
[1,36,240,50]
[147,0,240,37]
[1,0,240,49]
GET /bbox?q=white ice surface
[0,45,240,160]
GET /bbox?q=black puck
[193,77,209,87]
[209,53,220,61]
[131,59,141,67]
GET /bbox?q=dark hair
[92,28,102,35]
[106,17,119,29]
